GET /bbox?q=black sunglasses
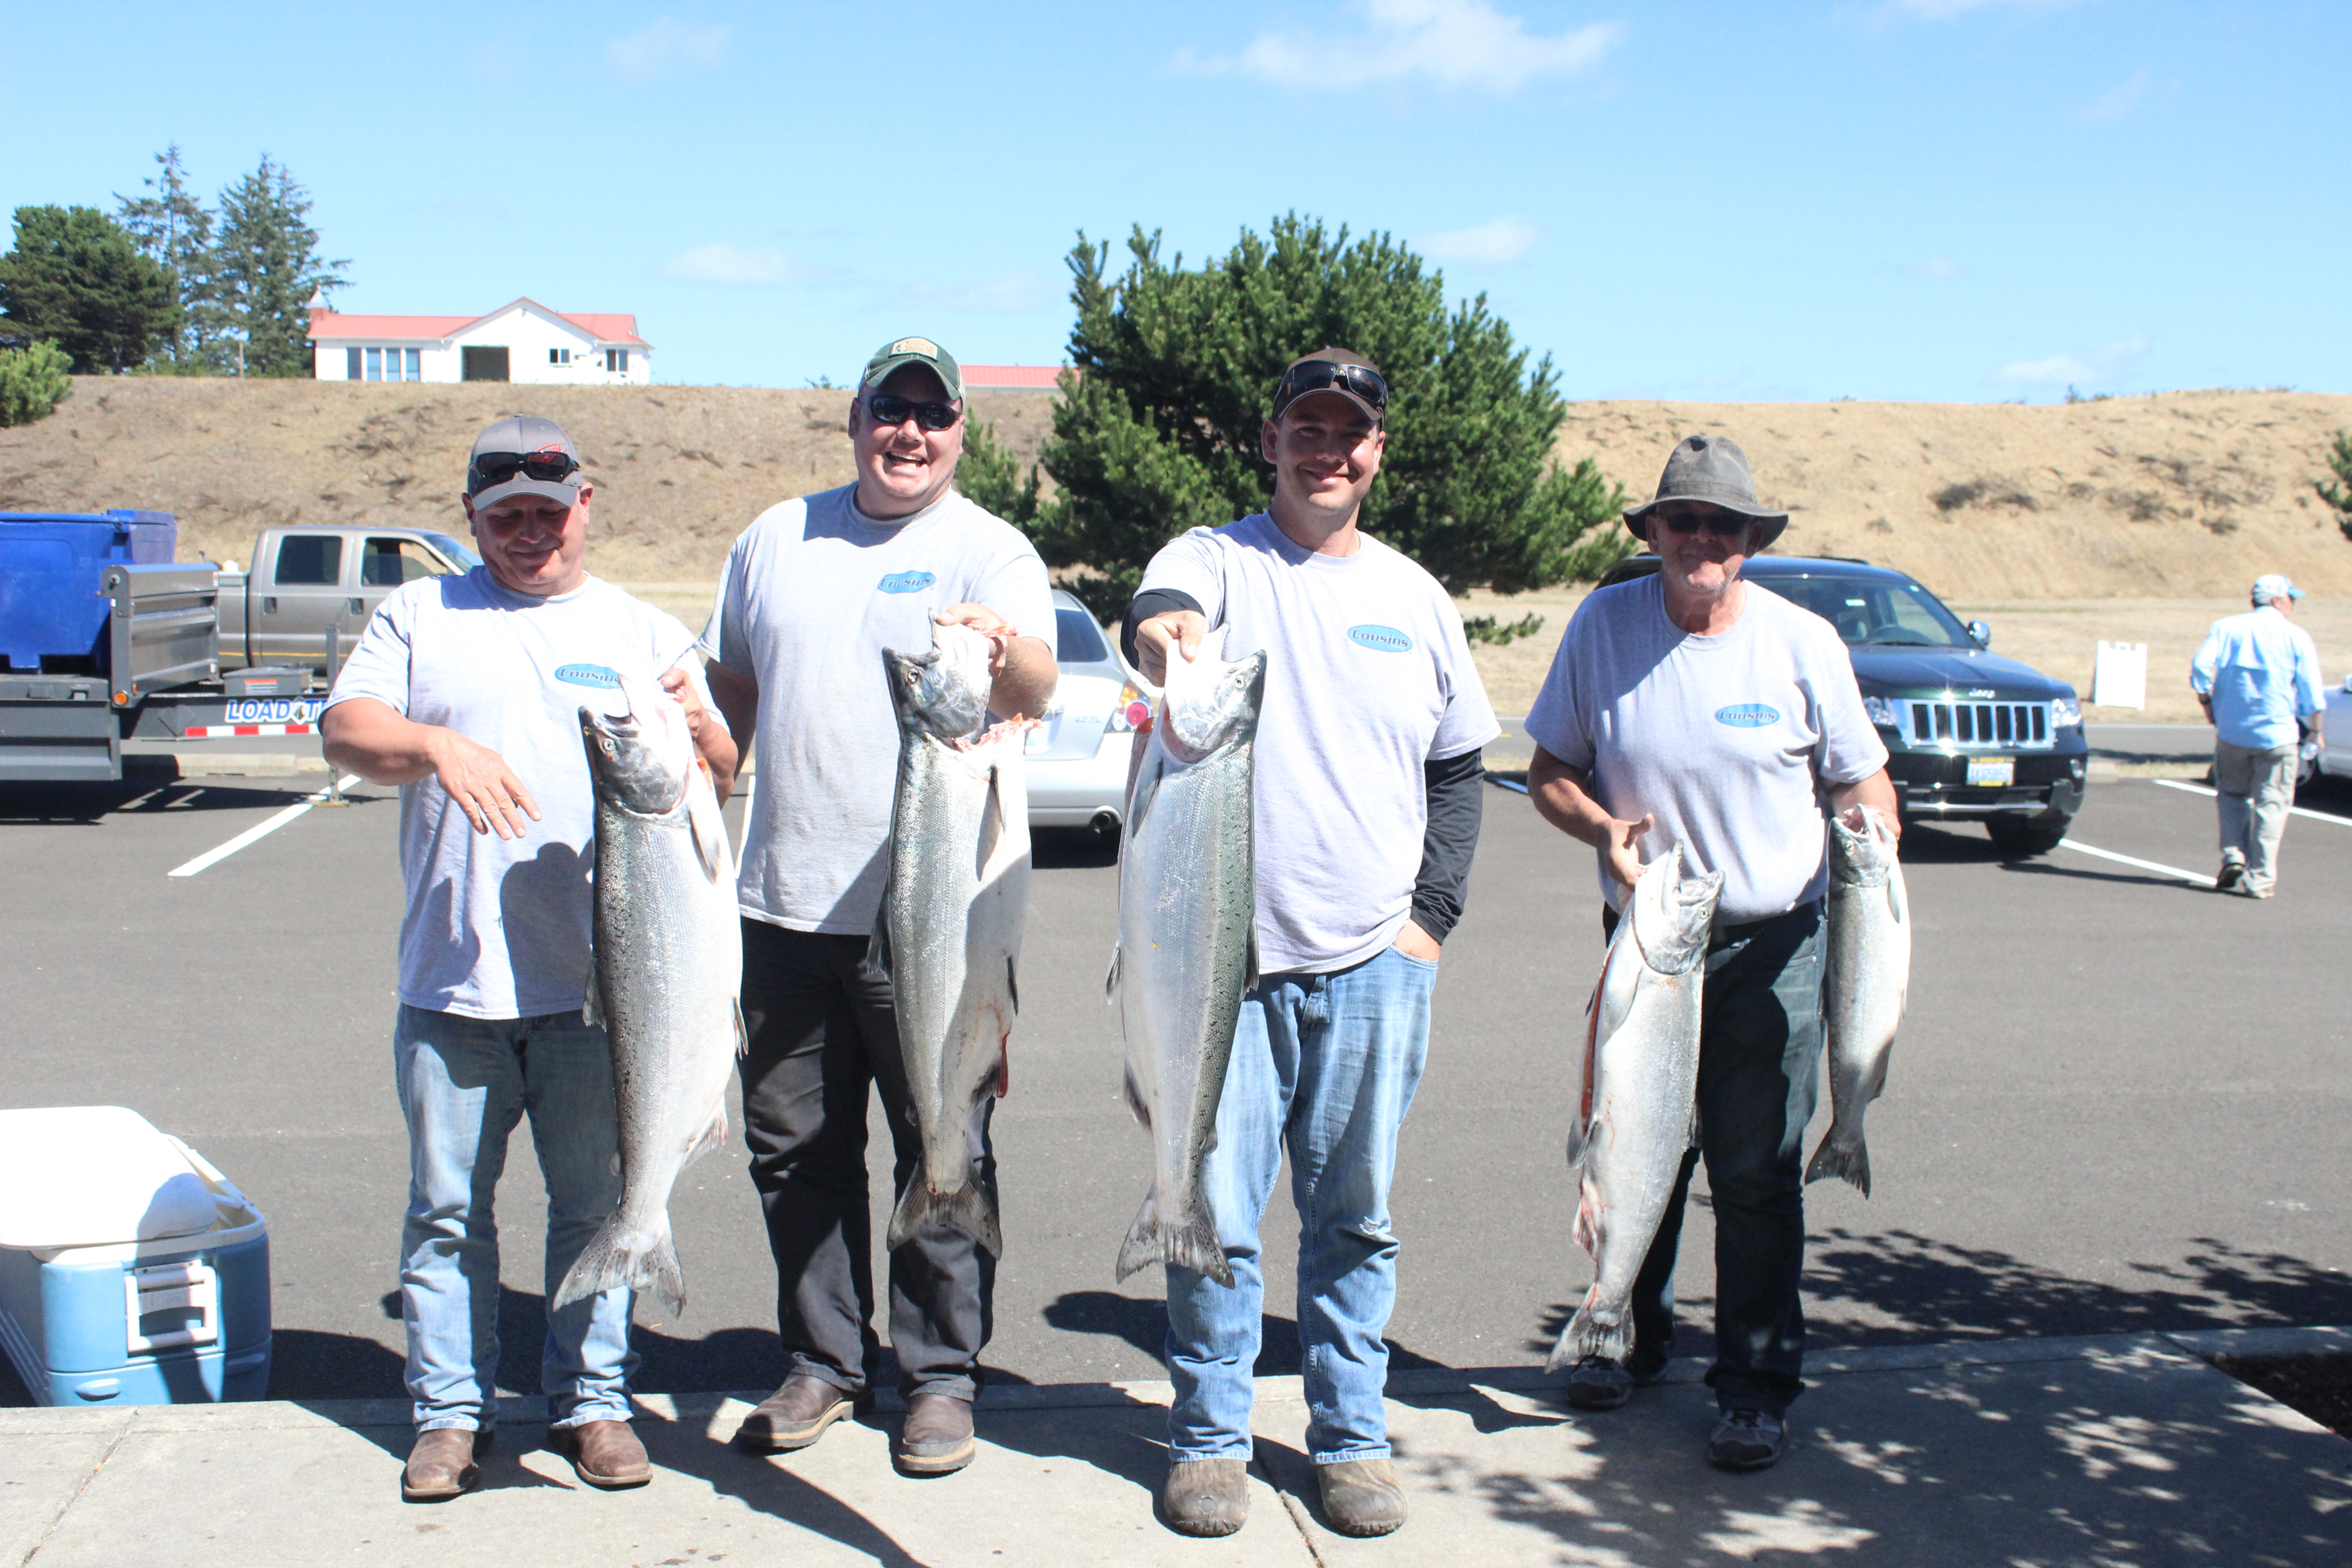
[866,393,963,432]
[1652,507,1754,539]
[469,451,580,492]
[1270,359,1390,421]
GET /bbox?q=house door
[461,346,510,382]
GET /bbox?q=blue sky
[3,1,2344,401]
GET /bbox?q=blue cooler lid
[0,1107,224,1248]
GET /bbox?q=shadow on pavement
[1042,1288,1447,1378]
[624,1403,934,1568]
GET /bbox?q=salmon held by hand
[874,621,1034,1258]
[1548,844,1721,1373]
[1108,636,1267,1289]
[557,673,745,1316]
[1806,805,1910,1196]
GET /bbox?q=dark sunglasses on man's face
[1272,359,1390,418]
[469,451,580,491]
[866,393,962,432]
[1653,507,1752,539]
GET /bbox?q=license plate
[1966,757,2014,787]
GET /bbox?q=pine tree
[963,215,1625,617]
[2318,431,2352,545]
[0,206,179,373]
[116,144,231,373]
[211,157,347,377]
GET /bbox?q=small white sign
[2093,641,2147,710]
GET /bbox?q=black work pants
[737,918,994,1401]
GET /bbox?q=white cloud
[1415,217,1541,265]
[892,271,1057,314]
[2078,68,2151,123]
[1993,334,2147,387]
[654,243,826,286]
[1903,254,1970,281]
[1180,1,1625,93]
[605,17,730,79]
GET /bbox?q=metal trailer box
[0,511,178,672]
[0,1107,271,1406]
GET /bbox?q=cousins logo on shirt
[554,663,622,689]
[1715,703,1781,728]
[1347,624,1414,653]
[878,570,937,595]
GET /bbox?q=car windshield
[1055,606,1111,666]
[1749,572,1976,649]
[423,532,484,570]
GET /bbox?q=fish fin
[995,1039,1011,1099]
[1006,954,1019,1015]
[1122,1063,1151,1125]
[733,998,749,1058]
[864,908,894,986]
[1104,945,1122,1004]
[583,932,603,1028]
[1547,1294,1630,1373]
[1127,758,1164,838]
[1570,1168,1602,1257]
[1115,1188,1232,1287]
[1804,1131,1872,1196]
[681,1102,729,1173]
[686,780,727,883]
[553,1213,685,1318]
[1243,929,1260,995]
[975,763,1006,880]
[1687,1103,1704,1149]
[1565,1113,1595,1173]
[886,1179,1003,1257]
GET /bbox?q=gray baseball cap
[1622,434,1788,549]
[860,335,964,402]
[466,416,584,510]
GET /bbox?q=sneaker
[893,1392,976,1475]
[1708,1407,1787,1471]
[735,1375,862,1453]
[1161,1456,1250,1538]
[1563,1355,1641,1410]
[2216,857,2245,891]
[1316,1457,1407,1538]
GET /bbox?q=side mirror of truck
[1967,620,1992,648]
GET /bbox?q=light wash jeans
[1165,945,1437,1465]
[2215,740,2298,896]
[393,1004,637,1433]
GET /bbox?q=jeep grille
[1904,700,2053,750]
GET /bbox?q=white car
[2315,676,2351,785]
[1027,589,1147,833]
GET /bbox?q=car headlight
[2051,696,2082,728]
[1862,696,1901,729]
[1105,681,1152,734]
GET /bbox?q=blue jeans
[1164,945,1437,1465]
[393,1004,637,1433]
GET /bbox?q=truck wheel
[1987,814,2067,857]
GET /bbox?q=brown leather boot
[401,1426,489,1502]
[1161,1457,1249,1537]
[553,1419,652,1489]
[894,1392,976,1475]
[1317,1457,1406,1537]
[736,1375,862,1453]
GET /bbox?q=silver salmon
[875,622,1033,1257]
[1548,843,1722,1372]
[555,673,744,1316]
[1806,806,1910,1196]
[1108,638,1266,1288]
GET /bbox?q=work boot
[894,1392,976,1475]
[554,1419,652,1489]
[1708,1407,1788,1471]
[1562,1354,1636,1410]
[401,1426,489,1502]
[2216,855,2245,891]
[736,1375,861,1453]
[1161,1457,1249,1537]
[1317,1457,1407,1537]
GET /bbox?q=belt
[1707,898,1822,953]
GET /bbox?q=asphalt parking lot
[4,748,2350,1409]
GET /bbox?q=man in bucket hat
[1521,434,1896,1470]
[324,415,735,1500]
[2191,574,2324,897]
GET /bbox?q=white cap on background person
[2252,573,2305,605]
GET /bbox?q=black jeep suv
[1596,554,2089,855]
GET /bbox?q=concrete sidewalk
[6,1328,2348,1568]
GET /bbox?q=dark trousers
[1602,899,1825,1415]
[737,918,995,1401]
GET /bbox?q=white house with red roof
[307,296,652,385]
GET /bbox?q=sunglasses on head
[865,393,962,431]
[1271,360,1389,419]
[469,451,580,491]
[1652,506,1753,539]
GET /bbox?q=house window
[346,347,362,379]
[365,347,382,381]
[405,348,421,379]
[550,348,572,365]
[605,349,628,373]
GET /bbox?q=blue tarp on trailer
[0,511,178,672]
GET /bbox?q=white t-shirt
[326,569,710,1019]
[1524,574,1887,925]
[705,485,1054,935]
[1139,514,1500,975]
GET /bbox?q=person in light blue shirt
[2190,574,2324,897]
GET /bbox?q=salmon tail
[1547,1297,1631,1373]
[887,1178,1003,1257]
[1116,1188,1233,1287]
[554,1214,685,1318]
[1804,1130,1872,1196]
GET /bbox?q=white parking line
[1489,776,1530,795]
[168,775,364,878]
[2055,838,2216,887]
[2150,776,2352,827]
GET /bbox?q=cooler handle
[124,1259,220,1354]
[164,1135,258,1221]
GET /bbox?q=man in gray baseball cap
[2191,573,2324,896]
[1524,431,1893,1471]
[324,413,735,1501]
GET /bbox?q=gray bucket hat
[1622,434,1788,549]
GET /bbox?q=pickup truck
[213,524,481,670]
